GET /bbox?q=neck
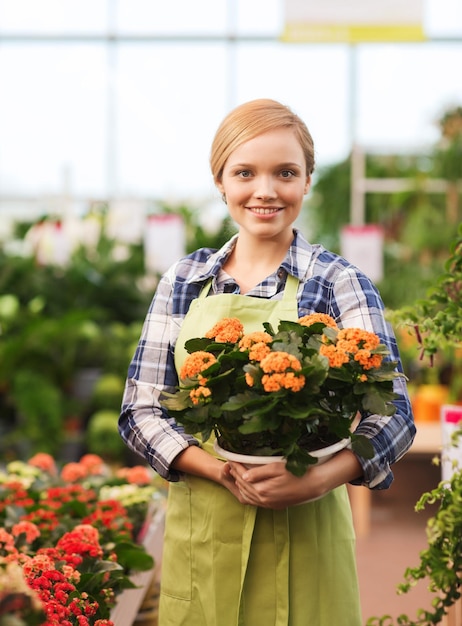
[223,231,294,293]
[234,230,293,263]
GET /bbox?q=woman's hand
[226,449,364,509]
[226,461,323,508]
[171,445,252,501]
[172,445,364,508]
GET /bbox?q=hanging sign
[282,0,426,43]
[107,199,147,244]
[144,214,186,274]
[340,224,384,283]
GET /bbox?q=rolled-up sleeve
[118,267,199,481]
[299,250,416,490]
[332,264,416,489]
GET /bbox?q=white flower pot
[213,437,351,503]
[213,437,351,468]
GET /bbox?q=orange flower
[180,351,217,380]
[22,553,55,576]
[336,338,359,354]
[337,327,380,351]
[79,454,105,475]
[261,372,305,392]
[0,528,17,553]
[116,465,152,485]
[28,453,57,475]
[354,350,383,370]
[11,521,41,543]
[190,386,212,405]
[319,344,350,368]
[239,331,272,350]
[298,313,338,329]
[260,351,302,374]
[320,326,383,370]
[60,462,88,483]
[249,342,271,361]
[205,317,244,343]
[245,372,255,387]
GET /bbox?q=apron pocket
[160,481,192,600]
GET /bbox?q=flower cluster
[161,314,402,476]
[0,560,45,626]
[0,453,164,626]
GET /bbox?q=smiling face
[216,127,311,243]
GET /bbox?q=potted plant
[161,313,401,476]
[367,227,462,625]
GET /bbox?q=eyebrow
[228,161,303,169]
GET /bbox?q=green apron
[159,275,362,626]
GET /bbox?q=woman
[119,99,415,625]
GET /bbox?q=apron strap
[198,279,213,299]
[281,273,299,302]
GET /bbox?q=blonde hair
[210,99,315,184]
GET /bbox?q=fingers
[228,460,284,483]
[226,460,304,508]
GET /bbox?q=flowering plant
[161,314,402,476]
[0,561,45,626]
[0,453,164,626]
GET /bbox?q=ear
[215,178,224,195]
[304,175,311,195]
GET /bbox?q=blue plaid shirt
[119,229,415,489]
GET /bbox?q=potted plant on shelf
[161,313,401,476]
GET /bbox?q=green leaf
[160,389,192,410]
[220,391,265,411]
[362,390,398,416]
[185,337,215,352]
[350,435,375,460]
[113,540,155,571]
[237,416,271,434]
[285,446,318,477]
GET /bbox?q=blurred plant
[0,202,237,462]
[0,453,163,625]
[306,106,461,312]
[387,224,462,364]
[367,164,462,625]
[366,431,462,626]
[0,304,141,458]
[0,561,45,626]
[434,106,462,182]
[86,410,128,463]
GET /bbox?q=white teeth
[250,208,280,214]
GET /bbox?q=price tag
[441,404,462,481]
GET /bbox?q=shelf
[349,422,443,538]
[110,506,165,626]
[410,422,442,454]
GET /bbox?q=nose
[254,176,277,200]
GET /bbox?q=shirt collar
[183,229,316,285]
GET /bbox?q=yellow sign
[282,0,426,43]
